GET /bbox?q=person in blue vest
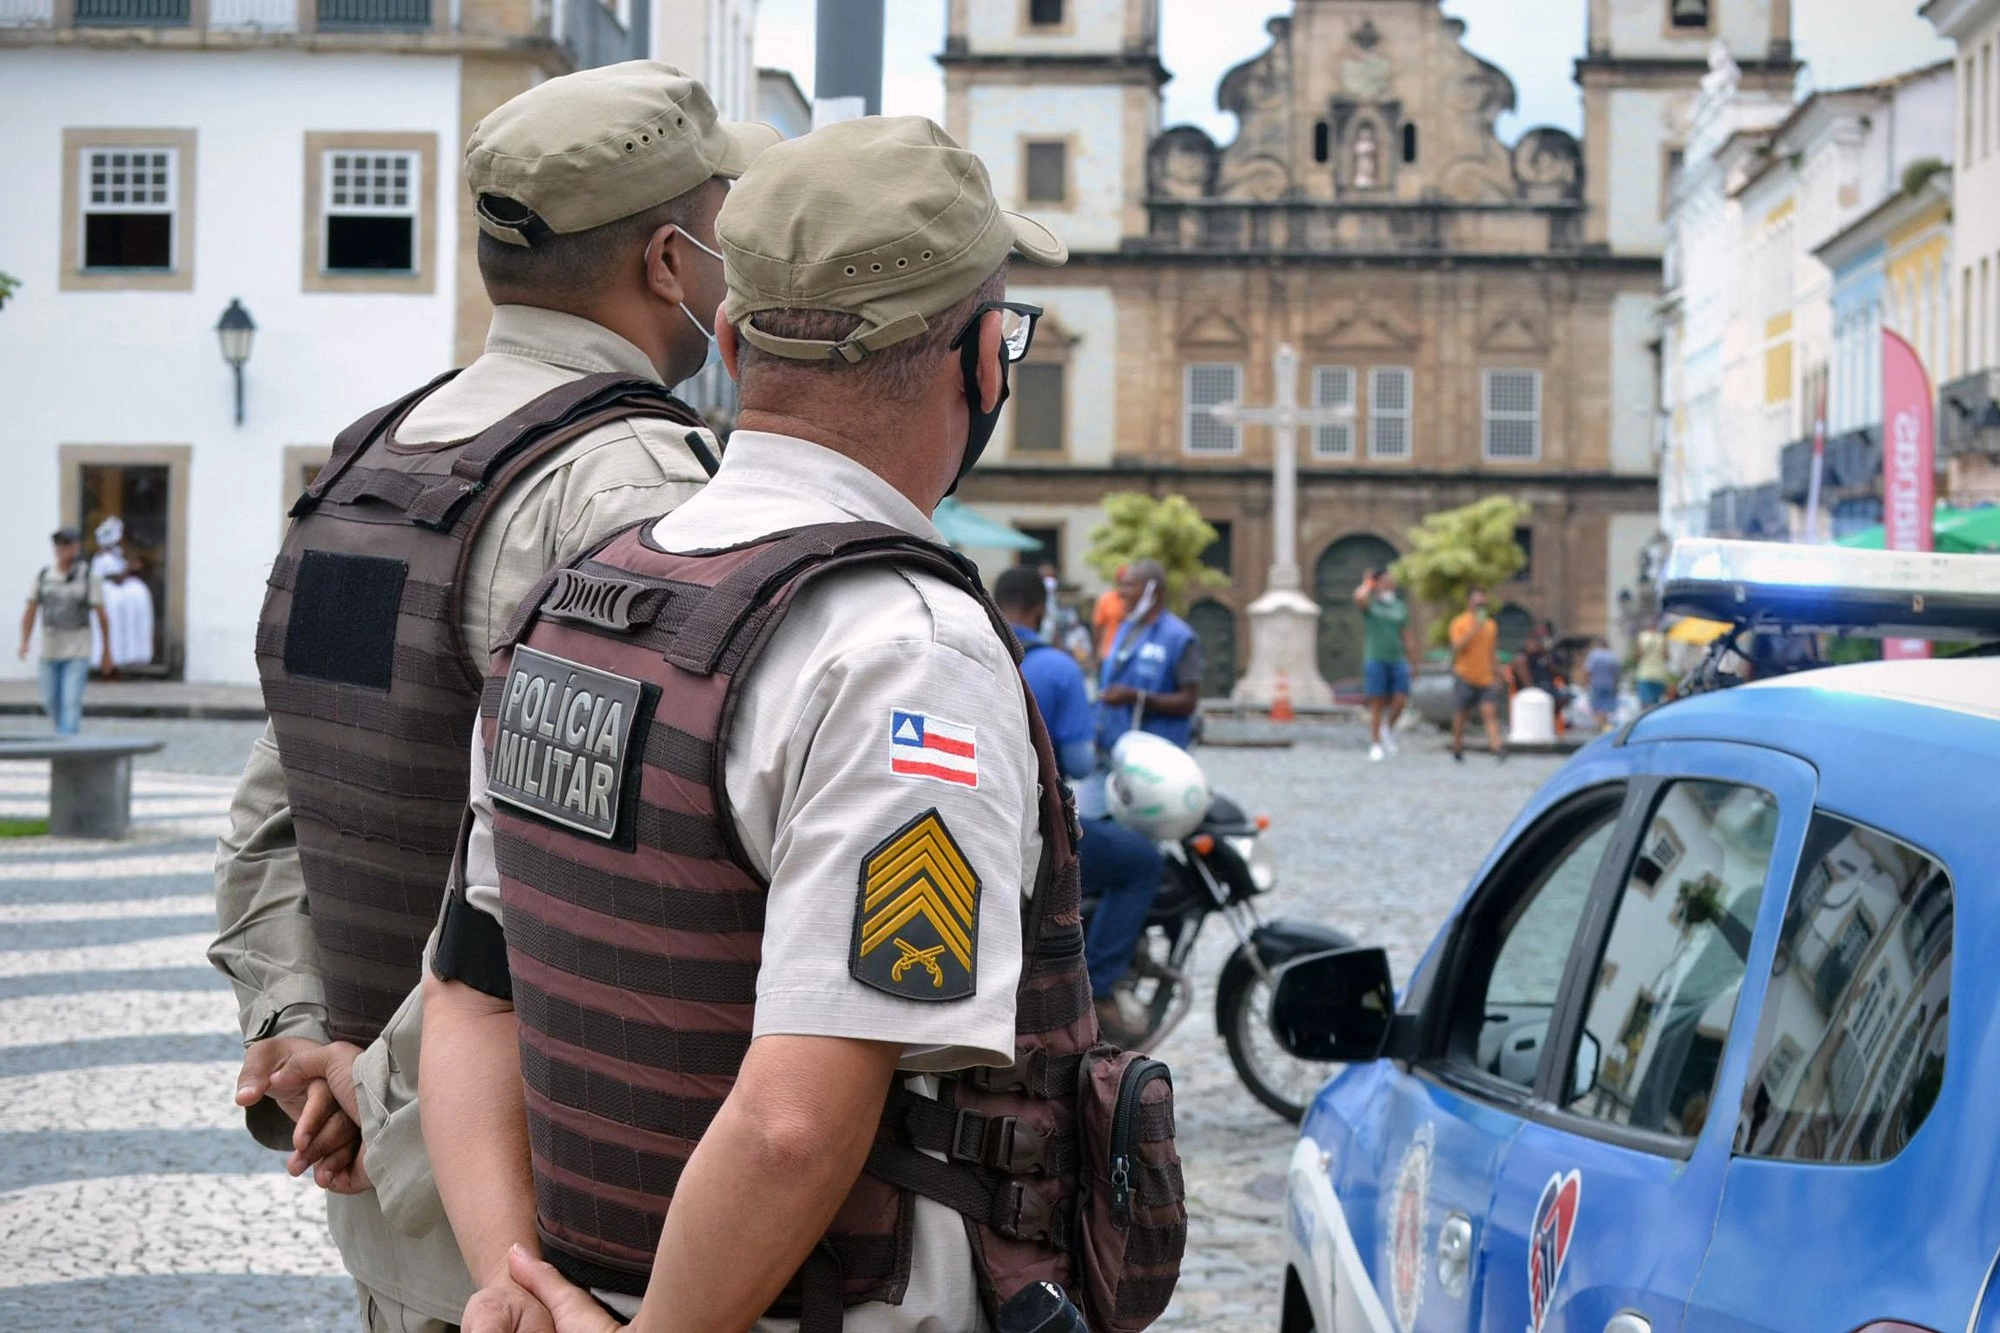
[1096,559,1203,751]
[994,566,1158,1045]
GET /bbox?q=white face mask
[671,227,726,344]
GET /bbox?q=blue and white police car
[1272,540,2000,1333]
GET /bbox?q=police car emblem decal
[1527,1169,1581,1333]
[851,808,980,1002]
[1386,1123,1433,1333]
[488,645,644,841]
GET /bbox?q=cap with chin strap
[716,116,1067,363]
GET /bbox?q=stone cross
[1206,342,1348,708]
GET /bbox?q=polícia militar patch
[851,808,981,1002]
[488,646,643,841]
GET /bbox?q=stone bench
[0,736,166,839]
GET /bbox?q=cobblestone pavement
[0,717,1563,1331]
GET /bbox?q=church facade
[943,0,1796,692]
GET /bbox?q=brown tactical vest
[257,372,710,1045]
[483,522,1121,1329]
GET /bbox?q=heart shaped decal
[1527,1169,1581,1333]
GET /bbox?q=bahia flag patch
[888,709,979,788]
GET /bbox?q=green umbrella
[932,497,1042,551]
[1833,506,2000,554]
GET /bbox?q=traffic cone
[1271,669,1295,723]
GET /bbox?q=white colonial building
[0,0,769,684]
[1658,51,1954,542]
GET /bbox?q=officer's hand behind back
[505,1246,622,1333]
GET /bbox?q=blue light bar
[1659,538,2000,640]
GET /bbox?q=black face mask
[949,332,1011,497]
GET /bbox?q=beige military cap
[467,60,780,247]
[718,116,1067,363]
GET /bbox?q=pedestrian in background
[1093,563,1128,660]
[1353,565,1416,762]
[1098,558,1202,750]
[1635,617,1672,707]
[1584,636,1621,731]
[1448,587,1505,763]
[18,527,112,735]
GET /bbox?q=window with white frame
[1184,363,1242,455]
[1484,369,1542,461]
[324,150,417,272]
[1312,365,1356,458]
[1368,366,1412,458]
[83,147,177,270]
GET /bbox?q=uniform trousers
[357,1280,458,1333]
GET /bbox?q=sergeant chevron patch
[851,808,981,1002]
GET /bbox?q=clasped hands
[233,1036,372,1193]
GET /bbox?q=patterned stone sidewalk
[0,719,1560,1331]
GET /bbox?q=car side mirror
[1569,1030,1602,1104]
[1268,946,1397,1063]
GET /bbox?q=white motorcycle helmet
[1104,731,1212,842]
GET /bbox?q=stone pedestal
[1230,587,1335,709]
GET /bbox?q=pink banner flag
[1881,330,1934,660]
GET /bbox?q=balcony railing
[208,0,297,27]
[316,0,428,27]
[73,0,188,23]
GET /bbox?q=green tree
[0,272,19,310]
[1084,492,1227,607]
[1396,495,1529,644]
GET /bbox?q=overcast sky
[754,1,1955,143]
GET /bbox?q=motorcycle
[1079,790,1351,1123]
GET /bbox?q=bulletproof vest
[38,564,92,632]
[483,522,1121,1329]
[257,372,709,1045]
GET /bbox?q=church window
[81,146,177,270]
[1402,123,1418,164]
[1025,140,1069,205]
[1028,0,1063,26]
[1311,365,1356,458]
[1669,0,1710,30]
[1483,369,1543,462]
[1368,367,1412,459]
[1013,362,1066,453]
[1313,121,1330,165]
[324,150,417,272]
[1184,363,1242,455]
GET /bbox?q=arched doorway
[1186,598,1238,699]
[1497,602,1536,657]
[1313,534,1399,688]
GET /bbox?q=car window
[1472,815,1621,1091]
[1564,781,1780,1139]
[1735,814,1952,1163]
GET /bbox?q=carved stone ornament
[1216,17,1296,200]
[1149,125,1219,201]
[1511,127,1582,201]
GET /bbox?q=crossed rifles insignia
[851,808,981,1002]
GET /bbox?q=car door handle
[1605,1313,1651,1333]
[1436,1212,1472,1298]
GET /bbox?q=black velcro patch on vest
[851,808,980,1003]
[489,646,644,841]
[284,550,407,691]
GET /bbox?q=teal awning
[1833,505,2000,554]
[933,497,1041,551]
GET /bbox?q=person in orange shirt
[1448,587,1506,762]
[1093,564,1128,662]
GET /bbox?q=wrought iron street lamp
[215,299,256,426]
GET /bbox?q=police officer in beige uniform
[420,116,1069,1333]
[208,62,774,1333]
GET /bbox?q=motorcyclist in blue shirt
[994,566,1160,1045]
[1096,559,1202,751]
